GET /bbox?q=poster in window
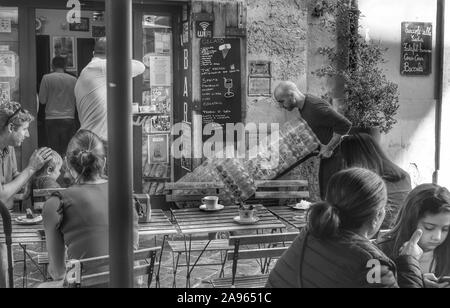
[182,22,189,45]
[52,36,75,69]
[0,18,11,33]
[150,86,171,114]
[0,53,15,77]
[149,56,171,86]
[69,17,90,32]
[248,76,271,96]
[155,32,171,54]
[150,115,171,133]
[0,82,10,104]
[148,134,169,164]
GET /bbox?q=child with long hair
[379,184,450,288]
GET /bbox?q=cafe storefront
[0,0,248,206]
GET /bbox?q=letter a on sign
[66,0,81,24]
[366,259,381,284]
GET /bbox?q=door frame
[132,3,183,192]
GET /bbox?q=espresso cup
[202,196,219,209]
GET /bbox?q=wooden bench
[210,232,299,288]
[254,180,309,199]
[164,182,224,205]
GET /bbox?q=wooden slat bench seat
[210,232,299,288]
[168,239,232,253]
[210,274,269,288]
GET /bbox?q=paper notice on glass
[0,45,9,52]
[0,53,15,77]
[148,134,169,164]
[0,82,10,104]
[155,33,171,54]
[149,56,171,86]
[0,19,11,33]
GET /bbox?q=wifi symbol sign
[197,21,213,38]
[199,22,210,31]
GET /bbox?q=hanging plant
[313,1,400,134]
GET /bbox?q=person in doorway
[42,130,139,282]
[0,101,53,288]
[74,37,145,142]
[39,56,77,156]
[340,133,412,229]
[274,81,352,199]
[266,168,424,288]
[379,184,450,288]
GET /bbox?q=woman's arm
[43,197,66,280]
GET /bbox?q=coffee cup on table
[202,196,219,209]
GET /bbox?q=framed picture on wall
[52,36,75,70]
[69,17,90,32]
[92,26,105,38]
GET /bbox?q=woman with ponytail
[266,168,423,288]
[42,130,139,281]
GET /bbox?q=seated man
[0,101,52,287]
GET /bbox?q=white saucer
[233,216,260,225]
[289,201,311,210]
[15,215,43,225]
[199,204,224,212]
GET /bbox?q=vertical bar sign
[400,22,432,76]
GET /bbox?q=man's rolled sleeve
[324,107,352,136]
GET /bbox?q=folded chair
[210,232,299,288]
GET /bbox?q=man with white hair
[274,81,352,199]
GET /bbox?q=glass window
[0,7,19,104]
[141,14,173,195]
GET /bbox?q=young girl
[379,184,450,288]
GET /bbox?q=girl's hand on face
[399,229,423,260]
[424,273,440,288]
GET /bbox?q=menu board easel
[200,38,242,130]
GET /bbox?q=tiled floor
[11,233,273,288]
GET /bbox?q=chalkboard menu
[200,38,241,127]
[400,22,432,76]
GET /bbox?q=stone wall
[245,0,334,200]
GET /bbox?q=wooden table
[169,205,287,287]
[1,211,178,244]
[171,205,286,235]
[138,209,178,237]
[0,213,44,245]
[0,213,45,287]
[1,210,177,288]
[267,206,307,229]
